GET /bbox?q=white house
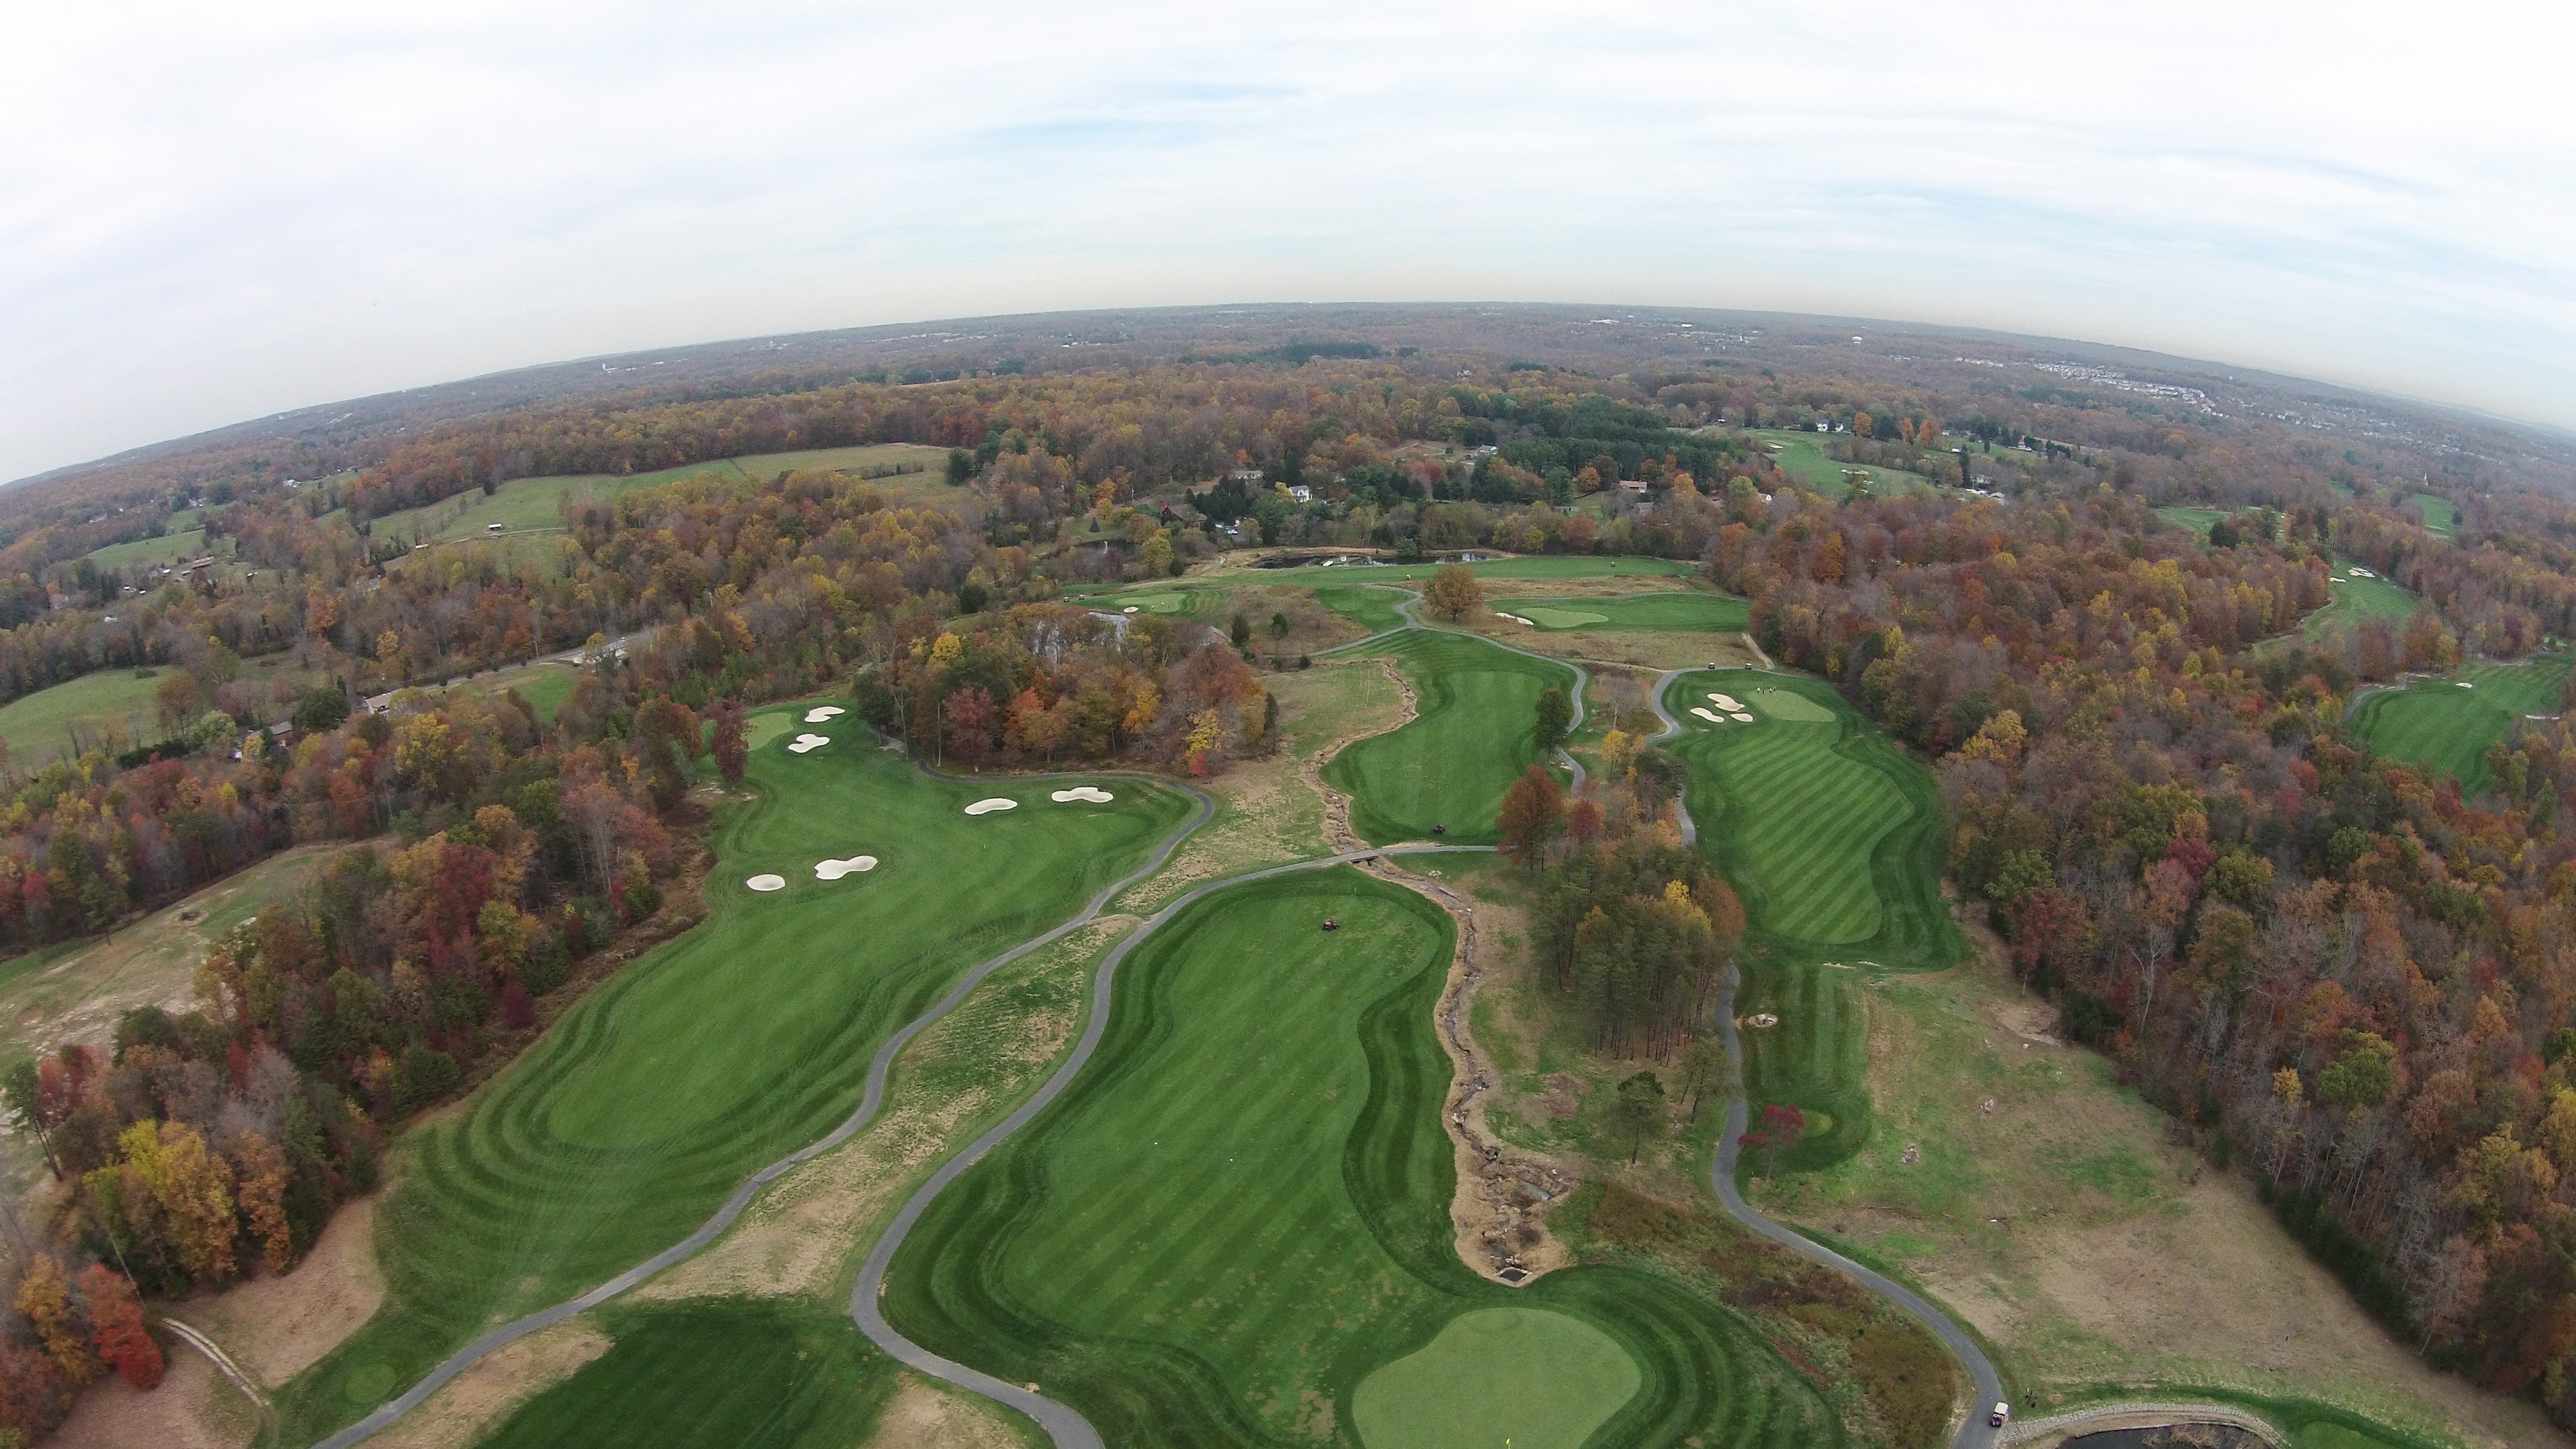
[1287,485,1312,504]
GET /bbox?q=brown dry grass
[638,916,1132,1303]
[50,1341,258,1449]
[1758,936,2570,1449]
[365,1320,612,1449]
[170,1193,385,1387]
[869,1372,1038,1449]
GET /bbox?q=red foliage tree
[78,1266,160,1391]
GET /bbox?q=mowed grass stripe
[884,868,1846,1448]
[1325,629,1577,845]
[271,726,1196,1445]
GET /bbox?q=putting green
[1128,593,1190,613]
[743,710,794,750]
[1355,1308,1641,1449]
[1746,687,1834,723]
[1517,605,1609,628]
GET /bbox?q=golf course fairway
[2350,655,2571,795]
[271,707,1197,1445]
[881,867,1848,1447]
[1491,591,1749,633]
[1353,1308,1639,1449]
[1324,630,1577,844]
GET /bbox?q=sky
[5,1,2573,481]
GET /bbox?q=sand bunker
[2458,681,2474,689]
[2349,566,2375,578]
[1690,706,1725,724]
[1050,786,1115,803]
[964,798,1018,816]
[746,874,787,892]
[1732,712,1753,722]
[813,856,878,880]
[803,706,845,723]
[1708,693,1742,710]
[787,733,831,753]
[1122,605,1139,613]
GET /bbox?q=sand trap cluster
[745,874,787,893]
[787,733,831,753]
[1050,785,1115,803]
[1493,611,1536,626]
[813,855,878,880]
[1690,706,1725,724]
[2349,566,2376,578]
[803,706,845,723]
[964,797,1018,816]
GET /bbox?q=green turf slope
[1663,670,1958,1176]
[1354,1307,1639,1449]
[1491,592,1750,633]
[271,718,1194,1444]
[1324,630,1577,845]
[2351,656,2571,795]
[881,868,1845,1448]
[477,1300,907,1449]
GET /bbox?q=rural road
[848,841,1496,1449]
[308,760,1216,1449]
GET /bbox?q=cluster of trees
[1705,471,2576,1421]
[853,605,1266,775]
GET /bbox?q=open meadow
[882,867,1846,1448]
[368,443,950,546]
[269,712,1195,1445]
[1323,630,1578,844]
[2350,655,2570,794]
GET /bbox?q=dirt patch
[870,1373,1029,1449]
[1541,1073,1590,1119]
[49,1341,257,1449]
[368,1319,612,1449]
[640,917,1129,1302]
[171,1192,384,1386]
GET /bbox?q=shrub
[393,1048,461,1115]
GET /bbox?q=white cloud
[4,0,2572,478]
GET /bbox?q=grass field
[1491,592,1749,633]
[2284,558,2416,643]
[1748,431,1928,498]
[85,528,230,570]
[368,443,950,545]
[2154,507,2226,538]
[2350,656,2571,794]
[1324,630,1577,844]
[269,722,1195,1445]
[2409,494,2460,539]
[0,666,170,762]
[1314,582,1408,633]
[881,868,1846,1448]
[1245,556,1698,586]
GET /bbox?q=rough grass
[1352,1307,1639,1449]
[2349,656,2571,794]
[0,845,342,1186]
[1324,630,1577,845]
[474,1300,905,1449]
[2154,507,2227,538]
[1492,592,1750,633]
[1753,951,2557,1449]
[881,868,1846,1448]
[267,723,1195,1445]
[1748,431,1927,498]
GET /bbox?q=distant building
[1228,468,1264,482]
[1814,420,1831,432]
[1287,485,1312,504]
[1619,479,1651,495]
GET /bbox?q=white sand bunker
[2458,681,2474,689]
[804,706,845,723]
[1051,786,1115,803]
[2349,566,2375,578]
[1690,706,1725,724]
[787,733,831,753]
[1732,712,1754,723]
[964,797,1018,816]
[1708,693,1742,710]
[746,874,787,892]
[814,855,878,880]
[1122,605,1139,613]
